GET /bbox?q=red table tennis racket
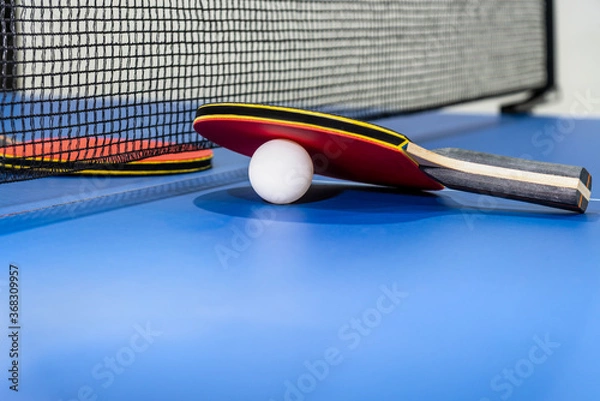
[193,103,592,213]
[1,137,212,176]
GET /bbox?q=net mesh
[1,0,549,182]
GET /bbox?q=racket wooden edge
[406,143,592,213]
[421,167,589,213]
[433,147,592,186]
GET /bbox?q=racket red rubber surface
[1,137,213,176]
[193,103,443,191]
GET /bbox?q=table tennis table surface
[1,111,599,401]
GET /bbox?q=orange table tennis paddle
[193,103,592,212]
[1,137,212,176]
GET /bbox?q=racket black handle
[417,147,592,213]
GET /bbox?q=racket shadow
[193,183,442,225]
[193,182,595,225]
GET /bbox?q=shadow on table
[193,182,596,226]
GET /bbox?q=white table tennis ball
[249,139,314,204]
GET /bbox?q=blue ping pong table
[0,111,599,401]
